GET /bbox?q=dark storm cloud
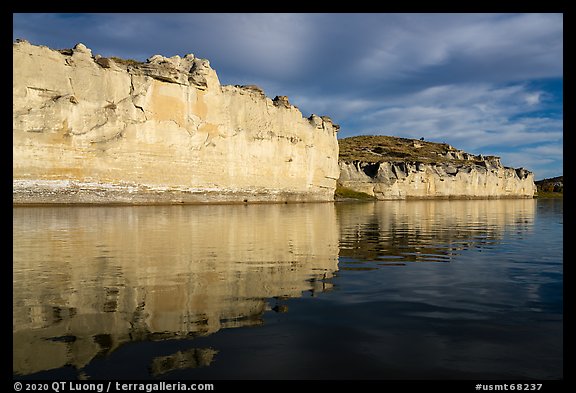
[12,13,563,179]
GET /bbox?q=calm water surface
[13,199,563,379]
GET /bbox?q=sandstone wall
[13,41,340,204]
[339,158,536,199]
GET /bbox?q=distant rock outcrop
[338,136,536,199]
[535,176,563,194]
[13,40,340,204]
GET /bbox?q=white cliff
[338,136,536,199]
[13,40,340,204]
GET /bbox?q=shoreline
[13,194,541,207]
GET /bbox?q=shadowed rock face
[13,40,340,204]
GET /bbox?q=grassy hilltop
[338,135,485,165]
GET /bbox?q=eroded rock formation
[13,41,340,204]
[338,136,536,199]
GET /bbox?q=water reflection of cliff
[13,204,339,376]
[337,199,536,266]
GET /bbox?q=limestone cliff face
[13,41,340,204]
[338,137,536,199]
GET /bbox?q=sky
[12,13,563,180]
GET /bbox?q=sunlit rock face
[339,157,536,199]
[13,40,340,204]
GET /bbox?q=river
[13,199,563,380]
